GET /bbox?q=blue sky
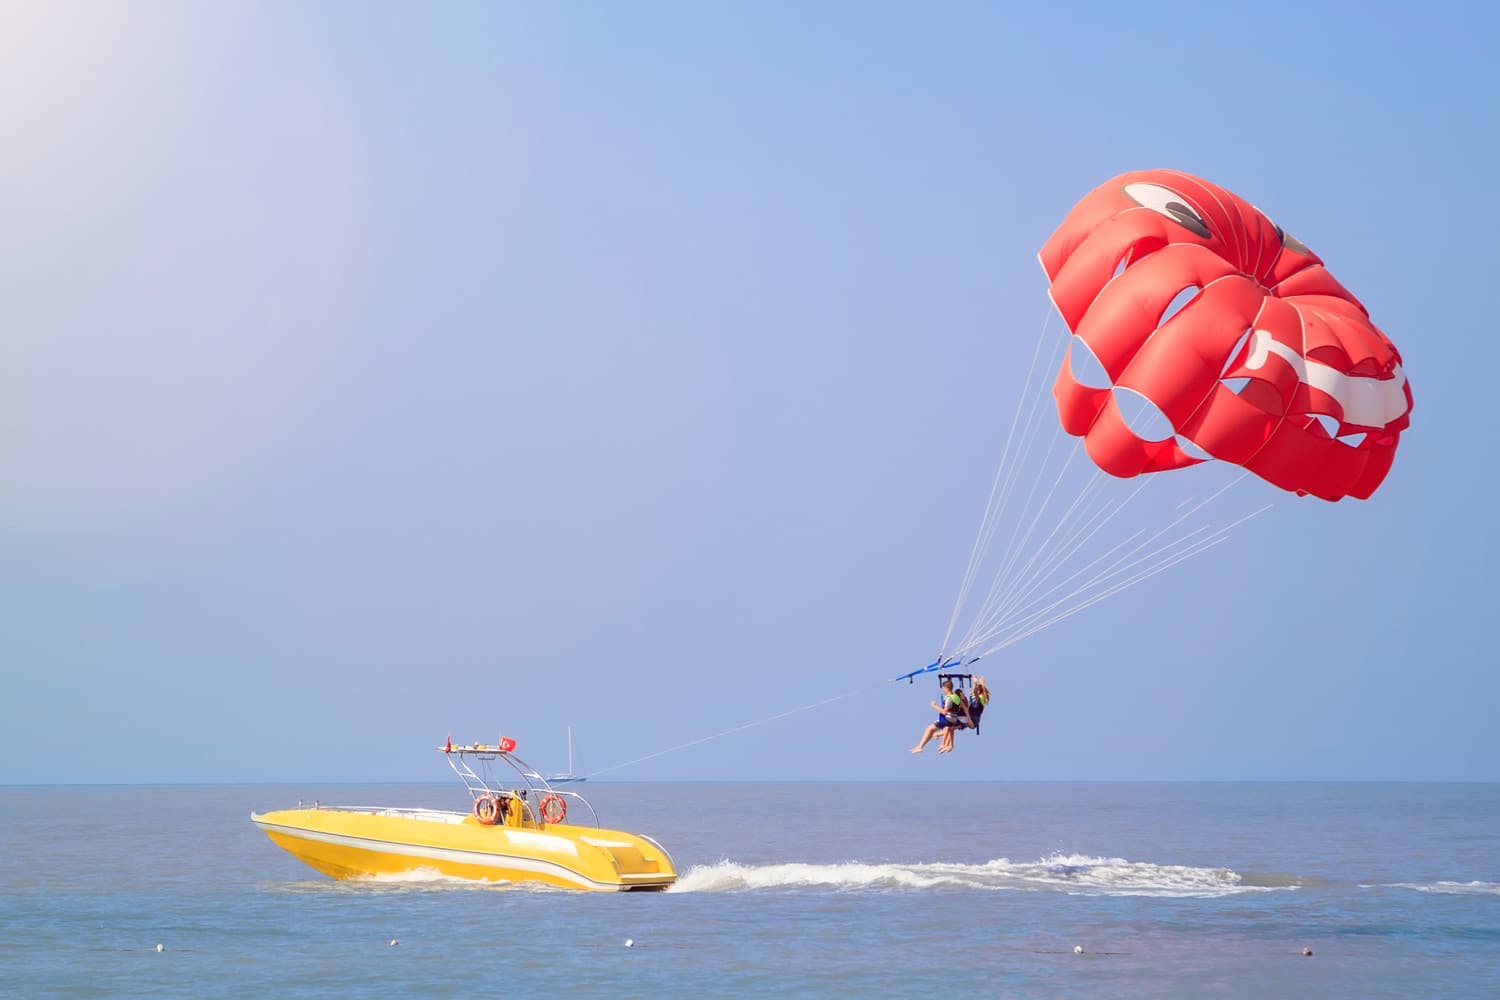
[2,1,1495,783]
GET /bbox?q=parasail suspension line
[946,310,1068,658]
[965,473,1256,653]
[978,502,1272,655]
[941,305,1056,655]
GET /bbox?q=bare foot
[909,746,924,754]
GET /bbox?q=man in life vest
[909,678,970,753]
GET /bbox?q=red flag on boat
[499,736,517,753]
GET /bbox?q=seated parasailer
[938,676,989,754]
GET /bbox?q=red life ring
[474,794,501,826]
[539,793,567,824]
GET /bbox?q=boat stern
[558,826,677,891]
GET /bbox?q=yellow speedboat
[251,740,676,891]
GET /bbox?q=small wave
[1375,881,1500,896]
[671,853,1294,898]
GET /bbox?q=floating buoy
[1302,946,1313,957]
[1073,945,1084,955]
[625,938,635,948]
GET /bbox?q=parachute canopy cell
[1039,169,1412,501]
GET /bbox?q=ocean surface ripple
[2,781,1497,997]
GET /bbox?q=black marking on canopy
[1163,201,1210,238]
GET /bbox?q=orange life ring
[474,794,501,826]
[539,793,567,824]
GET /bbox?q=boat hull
[251,808,675,891]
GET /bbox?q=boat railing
[546,789,599,828]
[442,745,601,828]
[299,805,468,823]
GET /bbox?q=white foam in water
[1381,881,1500,896]
[670,853,1289,898]
[357,866,484,885]
[346,869,569,893]
[336,867,548,891]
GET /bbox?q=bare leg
[910,724,940,753]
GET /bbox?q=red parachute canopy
[1039,169,1411,501]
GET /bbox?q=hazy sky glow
[2,1,1495,783]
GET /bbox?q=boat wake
[351,868,579,892]
[275,869,507,893]
[358,867,492,885]
[281,869,556,892]
[1374,880,1500,896]
[671,853,1300,897]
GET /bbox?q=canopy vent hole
[1068,336,1111,389]
[1175,435,1214,461]
[1158,286,1201,328]
[1220,327,1253,377]
[1114,387,1174,443]
[1307,413,1340,438]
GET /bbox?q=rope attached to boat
[586,688,873,779]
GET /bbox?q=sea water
[1,782,1497,997]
